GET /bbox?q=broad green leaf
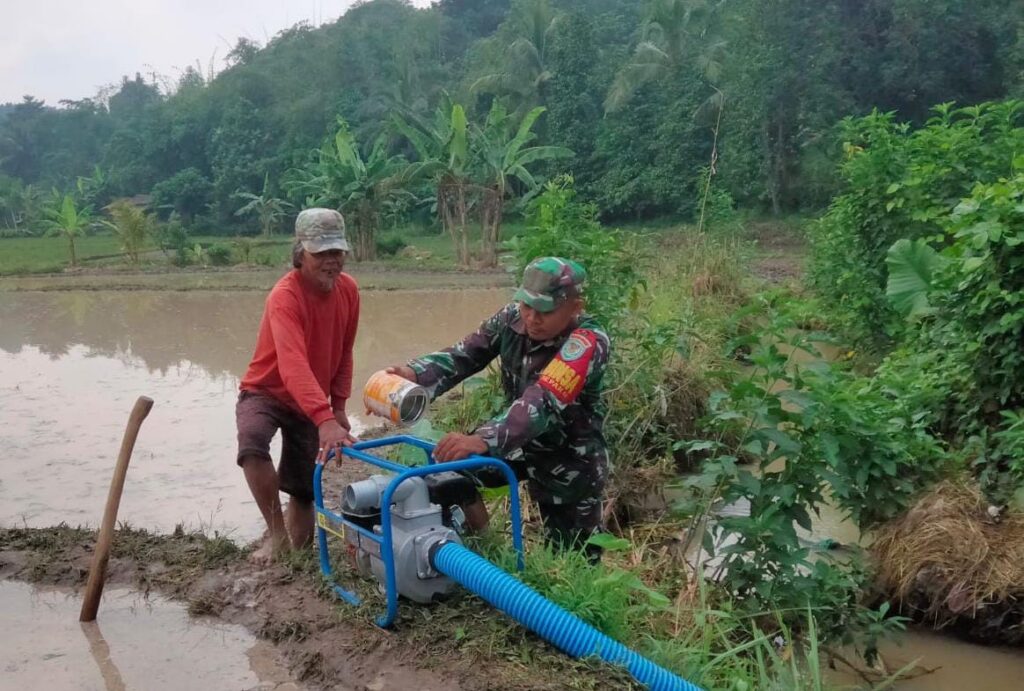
[586,533,631,551]
[755,428,802,456]
[962,256,986,272]
[885,238,944,318]
[448,104,468,167]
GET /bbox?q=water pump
[314,436,700,691]
[339,471,474,603]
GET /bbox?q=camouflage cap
[295,208,350,253]
[513,257,587,312]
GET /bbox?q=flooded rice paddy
[0,288,508,542]
[0,580,301,690]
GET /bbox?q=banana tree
[234,173,292,237]
[43,193,94,267]
[288,118,415,262]
[392,98,474,266]
[474,103,572,267]
[103,199,153,267]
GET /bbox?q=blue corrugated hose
[431,542,702,691]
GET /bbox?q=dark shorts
[236,390,319,502]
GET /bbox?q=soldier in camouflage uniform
[389,257,610,561]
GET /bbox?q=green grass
[0,222,529,276]
[376,220,527,270]
[0,234,129,274]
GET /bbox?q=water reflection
[0,580,296,691]
[0,288,509,541]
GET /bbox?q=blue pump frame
[313,434,525,628]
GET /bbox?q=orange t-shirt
[240,270,360,427]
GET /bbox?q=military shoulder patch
[560,333,591,361]
[538,330,597,404]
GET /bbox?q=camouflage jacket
[409,303,611,504]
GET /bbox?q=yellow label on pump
[316,511,345,540]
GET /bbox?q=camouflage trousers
[536,494,604,564]
[467,463,605,563]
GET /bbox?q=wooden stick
[79,396,153,622]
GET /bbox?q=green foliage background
[2,0,1022,236]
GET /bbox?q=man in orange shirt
[236,208,360,563]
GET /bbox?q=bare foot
[249,532,288,566]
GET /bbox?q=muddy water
[0,579,302,690]
[0,287,509,542]
[829,629,1024,689]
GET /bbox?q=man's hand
[385,365,417,382]
[334,409,356,437]
[433,433,488,462]
[317,419,356,465]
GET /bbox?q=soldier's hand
[434,433,488,462]
[385,365,417,382]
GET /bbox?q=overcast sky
[0,0,434,105]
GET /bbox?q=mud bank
[0,264,515,293]
[0,524,624,691]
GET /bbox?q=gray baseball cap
[295,208,350,253]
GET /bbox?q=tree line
[1,0,1021,252]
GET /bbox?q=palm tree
[287,119,415,262]
[43,194,93,267]
[471,0,561,120]
[604,0,726,113]
[234,174,292,237]
[474,103,573,266]
[104,199,153,267]
[392,98,475,266]
[605,0,727,232]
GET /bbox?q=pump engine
[339,471,477,603]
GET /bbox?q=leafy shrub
[150,167,212,222]
[506,176,644,333]
[936,174,1024,415]
[206,243,233,266]
[375,235,408,256]
[702,184,740,233]
[678,303,945,636]
[104,199,153,267]
[811,101,1024,347]
[879,171,1024,498]
[154,214,190,257]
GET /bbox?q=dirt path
[748,219,808,283]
